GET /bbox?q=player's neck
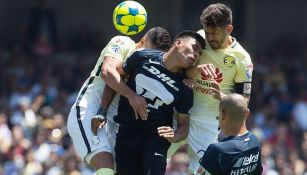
[220,36,233,49]
[163,52,182,73]
[135,42,142,50]
[222,124,248,137]
[237,125,248,136]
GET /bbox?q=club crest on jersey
[223,55,235,68]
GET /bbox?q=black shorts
[115,127,171,175]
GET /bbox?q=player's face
[177,37,202,68]
[204,26,230,50]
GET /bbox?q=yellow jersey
[191,30,253,121]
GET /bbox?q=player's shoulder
[108,35,135,46]
[135,48,163,55]
[206,142,224,154]
[230,38,251,61]
[133,49,164,60]
[247,132,261,146]
[221,132,260,151]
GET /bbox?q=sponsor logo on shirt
[231,151,259,175]
[143,65,179,91]
[195,68,223,95]
[233,151,259,167]
[200,67,223,83]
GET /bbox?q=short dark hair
[200,3,232,27]
[174,30,206,49]
[145,27,172,52]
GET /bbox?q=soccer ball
[113,1,147,35]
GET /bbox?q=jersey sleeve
[122,51,143,75]
[175,88,193,114]
[254,148,263,174]
[199,144,221,175]
[235,55,253,83]
[103,36,135,61]
[234,55,253,95]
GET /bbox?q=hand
[183,78,195,89]
[157,126,176,143]
[197,64,216,79]
[210,81,224,101]
[127,93,148,120]
[91,114,106,135]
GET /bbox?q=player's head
[171,30,205,68]
[137,27,172,52]
[218,93,250,132]
[200,3,233,49]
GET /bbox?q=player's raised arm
[100,27,172,121]
[101,54,148,120]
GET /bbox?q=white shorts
[67,105,117,164]
[187,118,219,173]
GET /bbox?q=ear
[226,25,233,35]
[140,37,146,45]
[245,108,250,119]
[135,37,146,49]
[175,38,182,48]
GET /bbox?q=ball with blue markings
[113,1,147,35]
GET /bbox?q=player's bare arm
[157,113,189,143]
[91,85,116,135]
[101,56,148,120]
[211,80,250,103]
[186,63,216,79]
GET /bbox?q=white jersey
[67,36,136,163]
[188,30,253,173]
[77,36,136,116]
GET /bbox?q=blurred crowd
[1,0,307,175]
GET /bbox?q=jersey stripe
[95,63,102,76]
[75,76,95,154]
[76,105,91,154]
[74,63,102,154]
